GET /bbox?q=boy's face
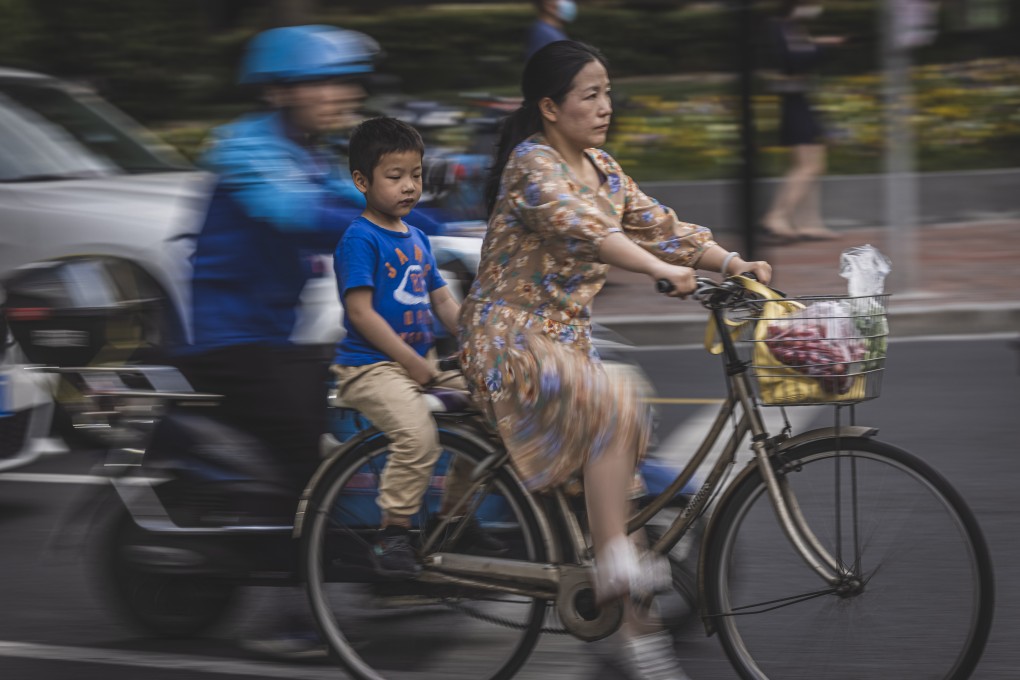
[355,150,423,221]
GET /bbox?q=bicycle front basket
[734,293,890,406]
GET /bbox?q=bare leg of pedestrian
[793,180,822,233]
[792,145,838,239]
[762,144,830,241]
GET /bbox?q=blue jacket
[187,112,360,350]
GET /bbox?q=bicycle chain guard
[556,565,624,641]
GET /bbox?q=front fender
[696,425,878,636]
[775,425,879,453]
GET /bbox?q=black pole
[736,0,759,261]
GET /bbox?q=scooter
[2,261,304,636]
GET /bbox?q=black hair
[348,116,425,180]
[484,40,608,215]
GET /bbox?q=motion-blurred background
[2,0,1015,181]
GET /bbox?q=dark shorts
[779,93,825,146]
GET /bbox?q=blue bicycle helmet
[239,25,378,85]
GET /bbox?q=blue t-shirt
[334,216,447,366]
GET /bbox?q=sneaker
[427,515,509,557]
[620,631,693,680]
[594,536,672,604]
[372,526,422,578]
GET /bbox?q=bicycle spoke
[712,586,841,617]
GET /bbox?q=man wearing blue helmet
[177,25,405,659]
[181,25,381,495]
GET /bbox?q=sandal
[797,228,840,241]
[758,221,800,244]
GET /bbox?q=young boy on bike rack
[332,116,505,578]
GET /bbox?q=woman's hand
[650,262,697,298]
[734,259,773,285]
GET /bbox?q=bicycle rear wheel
[704,436,994,680]
[302,427,549,680]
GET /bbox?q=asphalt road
[0,336,1016,680]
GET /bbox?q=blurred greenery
[0,0,1016,180]
[605,58,1020,180]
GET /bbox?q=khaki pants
[332,358,474,522]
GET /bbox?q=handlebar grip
[655,279,675,294]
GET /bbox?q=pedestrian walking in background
[760,0,846,243]
[526,0,577,59]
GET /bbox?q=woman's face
[542,59,613,150]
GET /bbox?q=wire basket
[733,293,890,406]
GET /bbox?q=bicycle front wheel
[302,428,549,680]
[704,436,994,680]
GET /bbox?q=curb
[596,302,1020,347]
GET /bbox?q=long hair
[484,40,608,216]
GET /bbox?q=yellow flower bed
[606,57,1020,181]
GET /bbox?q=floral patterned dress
[458,133,716,492]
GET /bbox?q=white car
[0,66,482,462]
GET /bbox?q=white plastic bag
[840,244,891,297]
[839,244,890,370]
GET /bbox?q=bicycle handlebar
[655,273,760,307]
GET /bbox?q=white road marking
[0,472,108,485]
[0,473,159,486]
[0,640,347,679]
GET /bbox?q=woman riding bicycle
[457,40,772,679]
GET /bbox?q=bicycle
[297,274,994,680]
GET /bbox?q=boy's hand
[345,289,440,385]
[407,354,438,387]
[430,286,462,338]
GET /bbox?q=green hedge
[0,1,1015,122]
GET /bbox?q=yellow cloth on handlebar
[705,276,865,406]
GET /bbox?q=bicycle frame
[297,279,885,640]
